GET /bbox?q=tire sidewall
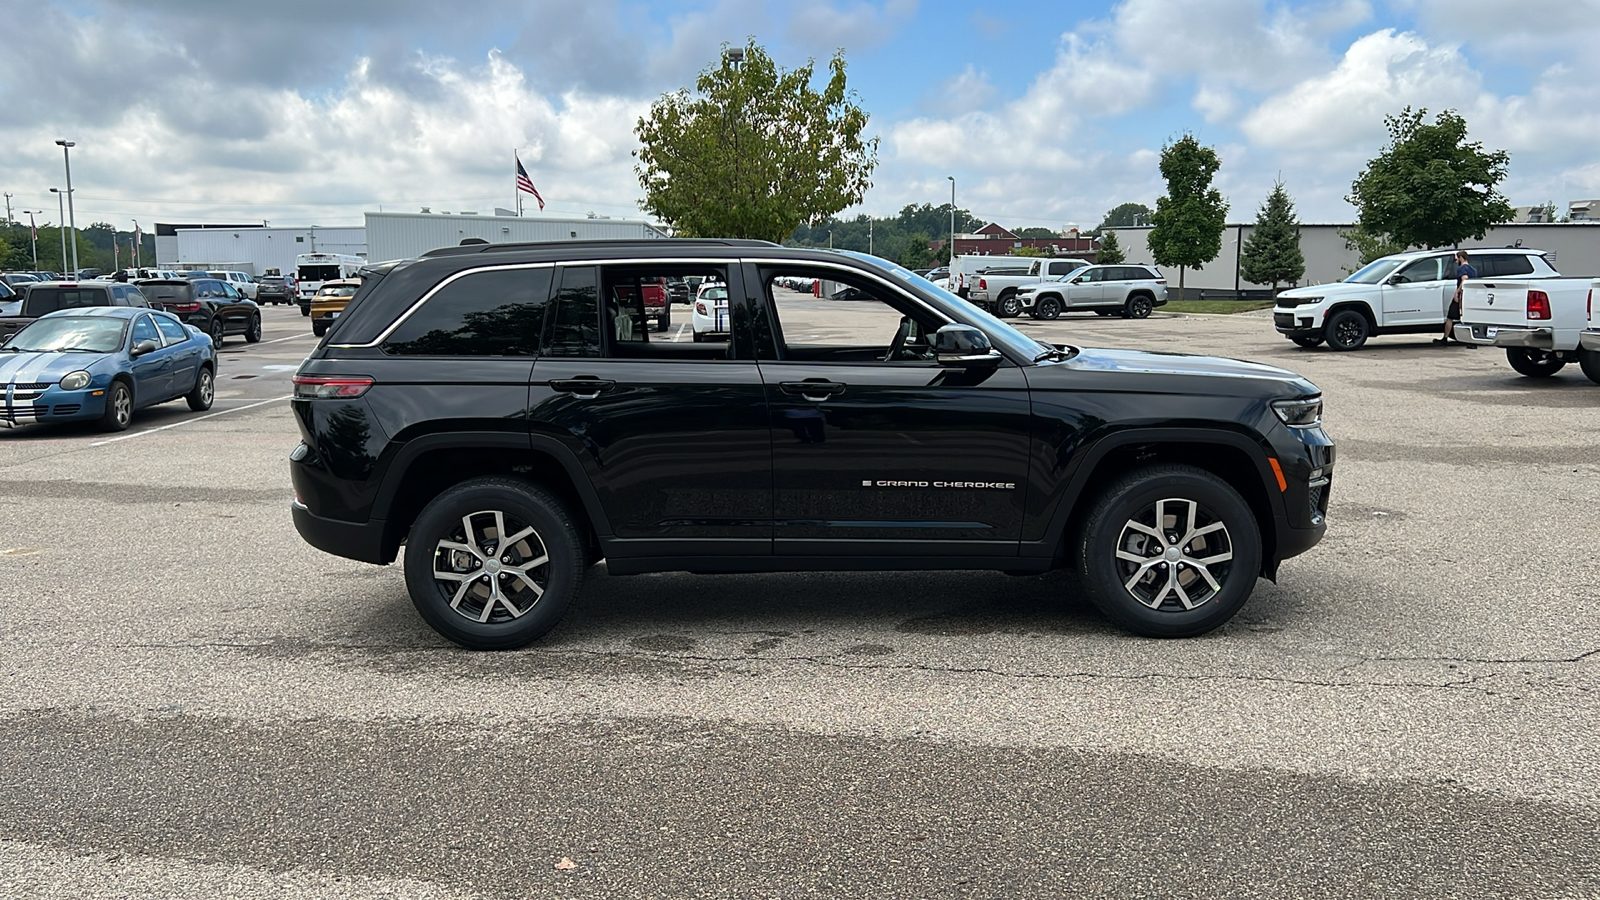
[403,479,584,649]
[101,380,132,431]
[1079,468,1262,638]
[187,367,214,411]
[1038,297,1060,320]
[1325,310,1368,350]
[1506,348,1565,377]
[998,292,1019,318]
[1127,295,1153,319]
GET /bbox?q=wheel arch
[372,433,610,564]
[1045,429,1282,578]
[1325,300,1377,328]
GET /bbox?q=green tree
[1098,202,1152,230]
[1014,226,1057,239]
[1012,246,1047,257]
[1096,230,1125,265]
[1238,180,1305,295]
[1347,107,1513,249]
[635,41,879,242]
[1147,135,1228,298]
[1337,226,1405,269]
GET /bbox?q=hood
[0,350,115,384]
[1036,346,1318,397]
[1278,281,1373,300]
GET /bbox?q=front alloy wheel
[1079,464,1261,637]
[1035,296,1061,320]
[404,477,585,649]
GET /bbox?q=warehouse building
[364,211,667,262]
[155,223,367,276]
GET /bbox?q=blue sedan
[0,307,218,432]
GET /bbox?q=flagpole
[514,149,520,217]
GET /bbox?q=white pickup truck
[1455,276,1600,378]
[1582,288,1600,384]
[965,257,1091,317]
[1273,247,1559,351]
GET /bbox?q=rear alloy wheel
[1323,309,1369,351]
[1124,294,1154,319]
[404,477,585,650]
[1579,348,1600,385]
[1291,335,1324,348]
[186,366,214,412]
[245,315,262,343]
[99,380,133,432]
[210,317,226,345]
[1079,464,1261,637]
[1034,296,1061,320]
[1506,348,1566,378]
[997,292,1021,318]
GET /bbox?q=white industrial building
[1107,222,1600,297]
[155,224,367,276]
[364,212,667,262]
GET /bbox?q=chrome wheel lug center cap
[484,559,502,575]
[1164,546,1182,562]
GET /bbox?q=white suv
[208,270,258,300]
[1272,248,1558,351]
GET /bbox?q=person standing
[1436,250,1476,345]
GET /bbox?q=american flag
[515,153,545,211]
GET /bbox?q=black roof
[419,238,781,259]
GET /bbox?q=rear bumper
[292,501,389,565]
[1455,323,1553,348]
[1581,330,1600,351]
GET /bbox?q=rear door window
[382,267,554,356]
[131,315,160,346]
[155,317,189,345]
[544,267,601,358]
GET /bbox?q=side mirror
[1385,275,1403,285]
[131,339,159,357]
[933,324,1001,367]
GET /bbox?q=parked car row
[1,277,263,347]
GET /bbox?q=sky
[2,0,1598,234]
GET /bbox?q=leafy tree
[1098,202,1152,230]
[1015,226,1057,239]
[1012,246,1048,257]
[1347,107,1513,249]
[1096,230,1125,265]
[900,232,935,269]
[1337,226,1405,269]
[1147,135,1228,298]
[1238,180,1305,295]
[635,41,879,242]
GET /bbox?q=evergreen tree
[1238,180,1305,295]
[1096,230,1125,265]
[1147,135,1228,299]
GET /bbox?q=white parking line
[90,395,292,446]
[673,322,690,342]
[258,332,318,346]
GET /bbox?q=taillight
[170,301,201,312]
[978,278,987,290]
[292,375,374,399]
[1588,288,1593,320]
[1527,290,1551,320]
[695,302,707,315]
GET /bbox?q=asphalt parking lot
[1,301,1597,899]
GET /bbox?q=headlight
[59,370,91,391]
[1272,396,1322,428]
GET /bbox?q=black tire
[1290,335,1324,348]
[1505,348,1566,377]
[1323,309,1369,351]
[99,379,133,432]
[186,365,214,412]
[1035,296,1061,320]
[312,321,328,337]
[996,291,1021,318]
[1124,294,1154,319]
[300,304,309,317]
[210,316,226,345]
[1580,348,1600,385]
[245,315,262,343]
[403,477,586,650]
[1078,464,1261,638]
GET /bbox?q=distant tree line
[0,220,153,274]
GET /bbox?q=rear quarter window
[1477,255,1536,278]
[382,268,554,356]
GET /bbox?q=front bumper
[0,385,108,425]
[1273,309,1323,336]
[1580,329,1600,351]
[1454,322,1553,348]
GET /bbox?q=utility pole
[21,211,39,269]
[947,176,956,264]
[3,193,12,225]
[49,188,68,274]
[57,140,79,275]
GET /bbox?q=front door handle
[779,380,845,402]
[549,378,616,400]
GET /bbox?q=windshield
[1343,258,1406,284]
[700,286,728,301]
[317,285,359,298]
[299,265,342,281]
[838,251,1048,361]
[5,316,127,353]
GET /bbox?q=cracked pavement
[1,305,1597,898]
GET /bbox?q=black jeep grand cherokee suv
[291,239,1332,649]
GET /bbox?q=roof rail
[420,238,780,258]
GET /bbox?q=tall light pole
[826,229,832,249]
[947,176,956,264]
[132,218,140,268]
[21,211,40,269]
[868,219,873,256]
[49,188,69,275]
[56,140,79,275]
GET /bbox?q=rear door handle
[779,380,845,402]
[549,378,616,399]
